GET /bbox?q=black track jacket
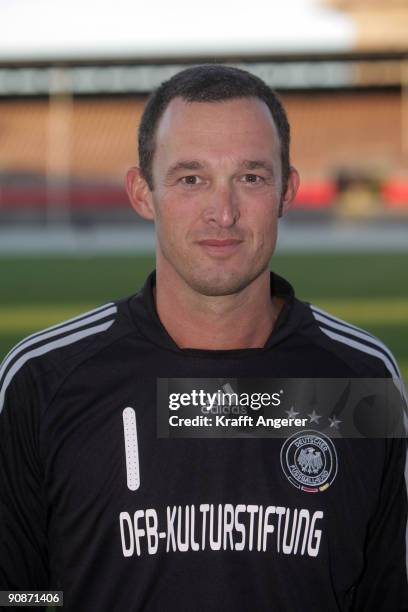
[0,270,407,611]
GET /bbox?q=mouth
[197,239,244,257]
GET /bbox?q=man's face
[142,96,297,296]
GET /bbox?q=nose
[203,184,240,228]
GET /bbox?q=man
[0,65,407,611]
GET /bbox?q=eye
[180,175,202,185]
[242,173,264,184]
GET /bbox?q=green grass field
[0,252,407,383]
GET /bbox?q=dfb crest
[280,430,338,493]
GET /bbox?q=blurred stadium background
[0,0,407,390]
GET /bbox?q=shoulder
[299,300,407,407]
[301,300,403,381]
[0,301,121,414]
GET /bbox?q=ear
[278,166,300,218]
[126,166,155,221]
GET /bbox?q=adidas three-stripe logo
[0,303,117,414]
[311,304,407,405]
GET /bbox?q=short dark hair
[138,64,291,191]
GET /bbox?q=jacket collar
[129,269,303,356]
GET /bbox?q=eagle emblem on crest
[297,447,323,475]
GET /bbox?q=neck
[154,267,282,350]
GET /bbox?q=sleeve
[351,435,408,611]
[0,365,50,596]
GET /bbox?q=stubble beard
[189,259,271,296]
[159,239,271,297]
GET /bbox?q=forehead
[154,96,280,160]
